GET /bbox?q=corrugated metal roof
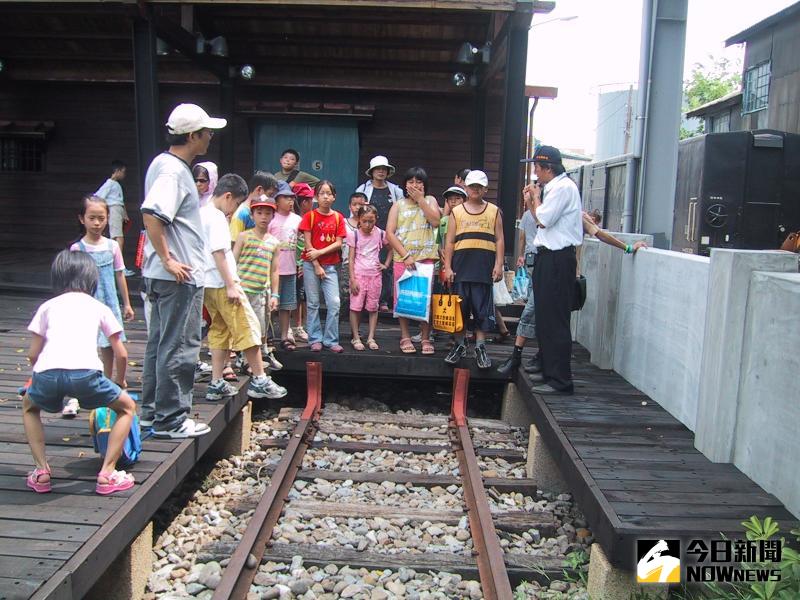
[725,1,800,45]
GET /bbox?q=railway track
[207,363,571,600]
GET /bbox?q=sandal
[367,338,380,351]
[351,339,365,351]
[309,342,323,352]
[27,467,51,494]
[281,339,297,352]
[222,366,238,382]
[399,338,416,354]
[421,339,435,355]
[96,470,135,496]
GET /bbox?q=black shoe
[529,373,546,384]
[475,345,491,370]
[531,383,573,395]
[444,343,467,366]
[523,355,542,374]
[496,353,521,376]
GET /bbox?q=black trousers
[533,246,576,392]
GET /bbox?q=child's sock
[252,374,268,384]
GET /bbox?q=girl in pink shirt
[23,251,137,495]
[347,205,389,350]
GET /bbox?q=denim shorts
[278,274,298,311]
[28,369,122,413]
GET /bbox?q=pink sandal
[96,470,135,496]
[27,467,51,493]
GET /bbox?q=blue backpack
[89,407,142,468]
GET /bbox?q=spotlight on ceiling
[208,36,228,58]
[453,72,468,87]
[156,38,170,56]
[456,42,478,65]
[239,64,255,80]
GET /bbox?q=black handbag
[572,275,587,311]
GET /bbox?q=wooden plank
[279,499,558,535]
[0,577,42,600]
[147,0,524,12]
[0,538,82,561]
[0,556,63,582]
[612,501,797,521]
[0,474,135,498]
[603,489,785,507]
[261,438,525,461]
[0,518,97,543]
[278,407,513,432]
[199,541,565,587]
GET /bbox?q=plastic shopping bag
[493,279,514,306]
[432,292,464,333]
[512,266,531,301]
[394,262,434,322]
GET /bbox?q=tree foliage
[681,55,742,139]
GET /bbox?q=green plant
[677,516,800,600]
[562,549,589,586]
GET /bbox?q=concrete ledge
[587,542,667,600]
[210,401,253,459]
[500,382,531,428]
[85,521,153,600]
[526,424,567,494]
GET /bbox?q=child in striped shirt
[233,196,281,360]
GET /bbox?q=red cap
[250,194,277,211]
[291,182,315,198]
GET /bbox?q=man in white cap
[356,155,404,311]
[140,103,226,438]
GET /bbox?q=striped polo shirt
[237,230,279,295]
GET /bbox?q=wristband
[271,293,280,299]
[401,252,411,261]
[624,244,632,254]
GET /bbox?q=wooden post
[132,16,160,186]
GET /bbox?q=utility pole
[623,85,633,154]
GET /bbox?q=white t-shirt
[518,210,539,255]
[268,211,303,276]
[95,178,124,207]
[201,203,239,290]
[141,152,206,286]
[28,292,122,373]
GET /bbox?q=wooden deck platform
[515,346,800,568]
[0,294,253,600]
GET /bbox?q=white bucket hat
[166,103,227,135]
[366,155,395,177]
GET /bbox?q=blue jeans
[303,262,340,346]
[517,273,536,339]
[141,279,203,431]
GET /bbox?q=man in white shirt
[527,146,583,395]
[140,103,226,438]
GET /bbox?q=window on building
[742,61,770,114]
[711,111,730,133]
[0,136,45,172]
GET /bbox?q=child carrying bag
[431,290,464,333]
[89,407,142,469]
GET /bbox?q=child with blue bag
[22,250,137,495]
[68,195,134,417]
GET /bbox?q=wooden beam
[132,16,160,187]
[149,0,520,11]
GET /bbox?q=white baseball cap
[366,155,396,177]
[166,103,227,135]
[464,170,489,187]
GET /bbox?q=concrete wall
[734,272,800,516]
[575,241,800,516]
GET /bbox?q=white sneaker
[262,348,283,371]
[292,326,309,342]
[152,418,211,438]
[411,333,423,343]
[206,378,239,401]
[62,397,80,418]
[248,375,288,400]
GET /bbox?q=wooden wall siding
[150,0,523,11]
[0,83,500,257]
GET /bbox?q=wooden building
[0,0,553,266]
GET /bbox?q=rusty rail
[212,362,323,600]
[449,368,514,600]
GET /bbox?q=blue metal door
[254,118,359,212]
